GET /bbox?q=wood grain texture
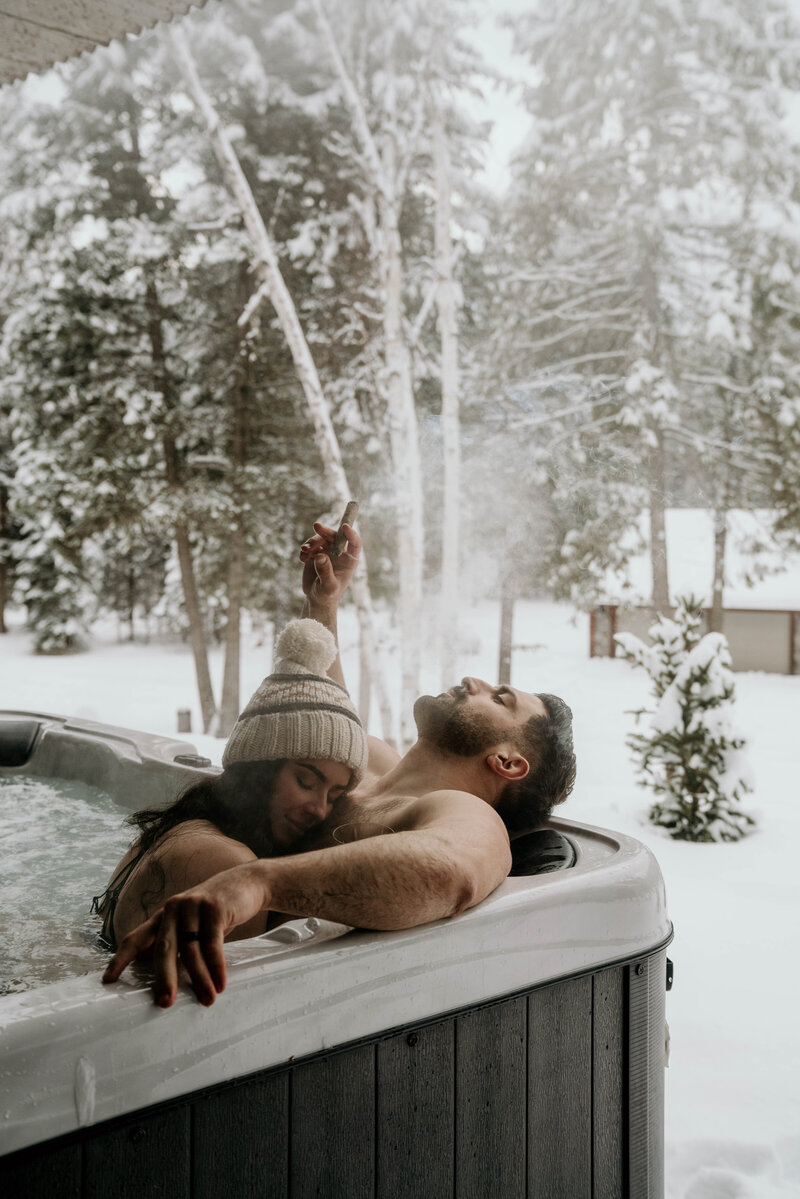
[83,1106,190,1199]
[290,1046,374,1199]
[528,976,592,1199]
[593,968,625,1199]
[376,1022,454,1199]
[192,1072,289,1199]
[455,996,527,1199]
[0,1139,81,1199]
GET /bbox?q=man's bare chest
[303,790,419,850]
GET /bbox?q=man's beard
[413,692,506,756]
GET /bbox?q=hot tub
[0,710,672,1199]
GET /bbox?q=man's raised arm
[102,793,511,1008]
[300,518,401,771]
[299,518,360,689]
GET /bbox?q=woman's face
[269,759,352,849]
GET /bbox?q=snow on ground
[605,508,800,609]
[2,601,800,1199]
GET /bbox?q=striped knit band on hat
[221,619,368,782]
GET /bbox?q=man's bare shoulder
[401,789,510,838]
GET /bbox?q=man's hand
[300,520,361,614]
[102,861,269,1008]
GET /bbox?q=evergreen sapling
[616,596,755,842]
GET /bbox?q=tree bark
[0,483,8,634]
[498,572,515,686]
[0,561,6,634]
[173,510,218,732]
[307,3,425,745]
[648,430,670,609]
[169,25,395,742]
[219,524,245,733]
[379,168,423,747]
[432,102,461,689]
[710,507,728,634]
[358,618,371,726]
[144,277,218,733]
[126,556,135,642]
[219,296,250,736]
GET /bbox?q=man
[103,519,576,1007]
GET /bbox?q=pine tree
[499,0,800,609]
[616,595,755,842]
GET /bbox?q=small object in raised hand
[329,501,359,559]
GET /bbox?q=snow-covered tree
[499,0,800,610]
[616,595,755,842]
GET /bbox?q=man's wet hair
[496,693,577,832]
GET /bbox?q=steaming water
[0,775,131,995]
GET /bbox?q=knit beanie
[221,618,368,782]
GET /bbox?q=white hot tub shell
[0,711,673,1199]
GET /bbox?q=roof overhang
[0,1,207,87]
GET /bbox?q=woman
[93,616,368,947]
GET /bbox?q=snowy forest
[2,0,800,745]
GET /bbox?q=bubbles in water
[0,775,130,994]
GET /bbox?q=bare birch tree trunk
[169,25,395,742]
[310,0,425,747]
[358,620,372,726]
[647,430,670,609]
[710,506,728,634]
[145,278,218,732]
[498,571,515,685]
[378,171,423,747]
[432,103,461,689]
[0,484,8,634]
[219,297,249,736]
[173,512,218,732]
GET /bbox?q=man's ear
[486,751,530,783]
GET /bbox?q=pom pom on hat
[221,618,368,780]
[275,618,337,676]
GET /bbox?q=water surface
[0,775,131,994]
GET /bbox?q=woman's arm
[103,793,512,1008]
[112,824,266,945]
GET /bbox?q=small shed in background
[593,509,800,674]
[591,604,800,675]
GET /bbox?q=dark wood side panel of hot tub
[376,1018,454,1196]
[2,953,665,1199]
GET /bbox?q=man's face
[413,677,546,756]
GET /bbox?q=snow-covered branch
[310,0,387,197]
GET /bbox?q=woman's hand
[102,861,269,1008]
[300,520,361,613]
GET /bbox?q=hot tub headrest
[509,828,576,876]
[0,719,41,767]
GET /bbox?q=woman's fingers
[152,899,182,1007]
[102,898,229,1008]
[175,900,217,1007]
[102,914,160,983]
[200,898,227,994]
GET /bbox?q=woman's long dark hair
[93,760,289,943]
[128,759,287,860]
